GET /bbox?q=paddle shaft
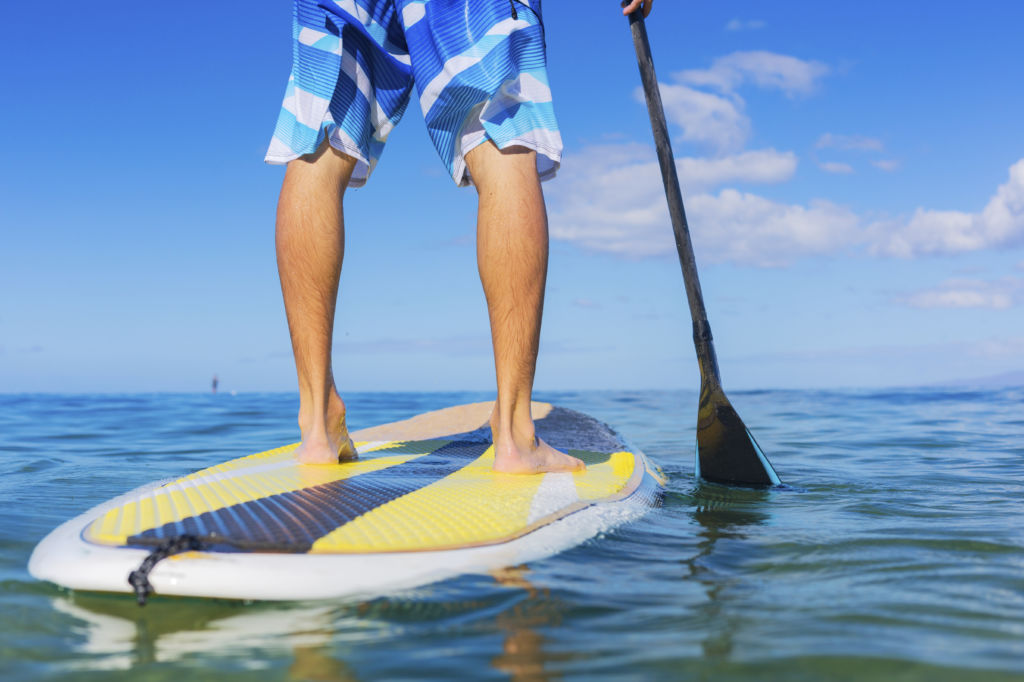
[624,7,722,388]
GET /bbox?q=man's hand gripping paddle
[623,4,781,486]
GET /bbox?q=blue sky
[2,1,1023,393]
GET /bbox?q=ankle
[298,391,347,438]
[490,408,538,450]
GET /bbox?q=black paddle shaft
[624,7,722,390]
[622,5,781,486]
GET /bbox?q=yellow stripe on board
[311,446,550,553]
[310,448,637,553]
[572,451,636,501]
[84,439,423,546]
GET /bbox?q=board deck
[29,402,664,601]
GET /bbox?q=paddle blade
[695,384,781,487]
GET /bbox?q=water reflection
[686,483,772,662]
[53,593,346,673]
[289,646,359,681]
[490,565,571,681]
[52,566,569,679]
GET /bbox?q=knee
[286,142,359,195]
[466,141,539,193]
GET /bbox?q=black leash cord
[127,535,205,606]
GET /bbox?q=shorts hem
[264,133,373,188]
[452,134,562,188]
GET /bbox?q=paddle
[622,4,781,486]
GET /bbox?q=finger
[621,0,643,15]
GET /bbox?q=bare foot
[295,392,358,464]
[294,431,357,465]
[490,413,585,474]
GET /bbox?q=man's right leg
[276,143,359,464]
[466,142,584,474]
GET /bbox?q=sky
[2,1,1023,393]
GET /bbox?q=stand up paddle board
[29,402,664,602]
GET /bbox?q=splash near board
[29,402,664,601]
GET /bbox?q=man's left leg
[466,142,584,474]
[276,143,359,464]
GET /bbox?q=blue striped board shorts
[265,0,562,188]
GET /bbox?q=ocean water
[2,389,1023,680]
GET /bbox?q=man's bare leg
[466,142,584,474]
[276,143,358,464]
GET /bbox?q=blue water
[2,389,1023,680]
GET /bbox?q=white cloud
[548,145,855,266]
[552,143,795,195]
[551,143,1024,267]
[688,191,861,265]
[649,52,829,152]
[646,83,749,152]
[725,19,766,31]
[969,336,1024,358]
[819,161,854,174]
[814,135,891,175]
[909,290,1010,309]
[872,159,901,172]
[679,148,798,188]
[816,133,884,151]
[676,51,829,97]
[564,45,1022,267]
[902,278,1019,309]
[874,159,1024,256]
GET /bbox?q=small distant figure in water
[212,375,219,394]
